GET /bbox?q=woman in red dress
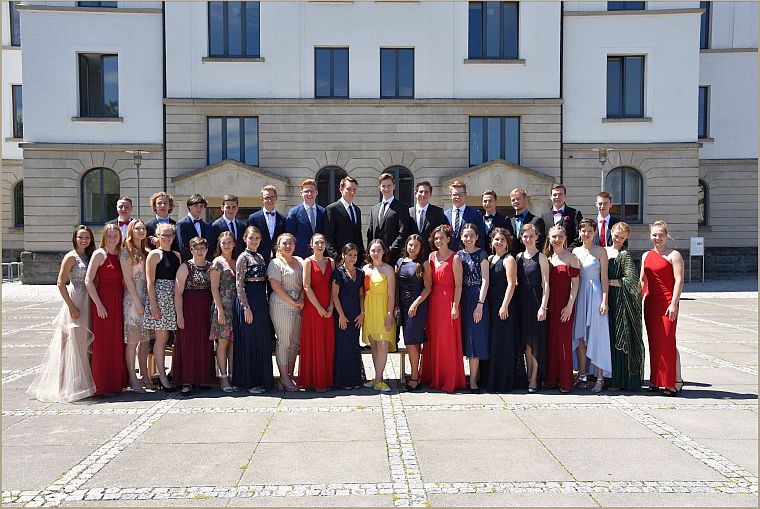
[84,223,127,396]
[543,225,580,393]
[299,233,335,391]
[421,225,466,393]
[641,220,684,395]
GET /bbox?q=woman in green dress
[605,222,644,390]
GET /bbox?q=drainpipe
[161,1,168,191]
[559,1,564,184]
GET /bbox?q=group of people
[27,175,685,402]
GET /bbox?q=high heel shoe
[219,374,234,393]
[130,380,146,394]
[405,378,420,392]
[158,377,175,392]
[591,378,604,393]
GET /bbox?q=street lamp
[594,147,613,192]
[126,150,149,218]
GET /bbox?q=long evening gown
[91,252,127,396]
[333,266,364,388]
[643,249,678,389]
[173,260,215,386]
[299,258,335,390]
[27,251,96,402]
[608,250,644,390]
[421,251,466,393]
[573,252,612,378]
[517,251,546,383]
[544,263,579,392]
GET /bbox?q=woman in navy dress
[396,234,431,391]
[332,243,365,389]
[458,223,490,393]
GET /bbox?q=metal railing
[2,261,23,282]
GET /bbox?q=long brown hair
[71,225,96,259]
[400,234,425,278]
[100,223,122,256]
[214,230,236,259]
[543,225,566,257]
[124,219,149,264]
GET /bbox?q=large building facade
[3,1,757,283]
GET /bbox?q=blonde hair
[124,219,149,264]
[275,233,297,261]
[449,180,467,194]
[612,221,630,235]
[650,220,673,240]
[100,223,123,256]
[543,225,566,257]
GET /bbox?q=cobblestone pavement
[2,281,757,507]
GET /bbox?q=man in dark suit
[444,180,487,251]
[286,178,326,259]
[509,187,545,256]
[176,193,211,261]
[366,172,410,265]
[324,175,364,262]
[144,191,179,251]
[209,194,246,256]
[408,180,449,257]
[105,196,133,240]
[481,190,515,250]
[541,183,583,249]
[593,190,628,249]
[246,185,286,265]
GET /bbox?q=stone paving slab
[2,445,100,491]
[2,414,135,447]
[406,409,534,440]
[138,412,271,444]
[426,492,597,506]
[261,410,384,442]
[647,408,758,440]
[590,492,760,506]
[513,407,655,439]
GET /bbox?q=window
[13,181,23,228]
[606,55,644,118]
[468,2,519,59]
[605,167,643,223]
[11,85,22,139]
[608,2,645,10]
[700,2,711,49]
[207,117,259,165]
[78,54,119,117]
[81,168,120,225]
[380,48,414,99]
[698,86,709,139]
[316,166,348,208]
[208,2,260,58]
[315,48,349,98]
[9,2,20,46]
[698,179,707,227]
[78,2,118,7]
[469,116,520,166]
[384,166,414,205]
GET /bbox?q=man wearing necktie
[593,191,626,249]
[540,183,583,249]
[508,187,545,256]
[105,196,133,240]
[209,194,246,256]
[324,175,364,261]
[481,189,514,252]
[366,172,410,265]
[176,193,211,261]
[144,191,179,251]
[247,185,286,265]
[408,180,448,257]
[444,180,487,251]
[286,178,326,258]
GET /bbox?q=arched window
[605,166,644,223]
[698,179,708,227]
[13,181,23,228]
[315,166,348,208]
[81,167,120,225]
[383,166,414,206]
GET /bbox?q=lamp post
[595,147,612,192]
[126,150,149,218]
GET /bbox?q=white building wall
[710,1,758,49]
[563,2,699,12]
[19,7,163,144]
[563,11,702,143]
[166,1,560,100]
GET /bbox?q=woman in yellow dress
[362,239,396,392]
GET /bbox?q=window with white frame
[606,55,645,118]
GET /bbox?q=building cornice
[19,143,163,151]
[564,142,701,150]
[698,158,759,164]
[15,5,161,15]
[564,8,703,17]
[164,98,563,106]
[701,48,757,54]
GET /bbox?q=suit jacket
[509,211,545,256]
[541,205,583,249]
[285,203,326,259]
[366,198,410,264]
[444,205,487,252]
[247,209,286,265]
[408,203,449,257]
[144,216,179,252]
[484,211,515,242]
[593,215,628,249]
[324,200,364,262]
[176,215,211,262]
[208,216,246,257]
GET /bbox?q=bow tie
[156,217,170,224]
[118,220,129,227]
[266,211,275,216]
[552,210,563,214]
[192,219,201,225]
[484,215,493,220]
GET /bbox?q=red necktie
[599,219,606,247]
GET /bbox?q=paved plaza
[1,279,757,507]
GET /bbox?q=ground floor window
[384,166,414,206]
[605,166,643,223]
[316,166,348,208]
[81,167,119,225]
[13,181,23,227]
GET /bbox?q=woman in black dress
[332,243,365,389]
[516,223,550,392]
[486,227,526,392]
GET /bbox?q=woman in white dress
[572,218,611,393]
[27,226,97,402]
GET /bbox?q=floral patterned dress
[210,256,236,343]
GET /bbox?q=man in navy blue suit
[247,185,286,265]
[144,191,178,251]
[209,194,246,256]
[176,193,211,261]
[285,178,325,259]
[444,180,487,251]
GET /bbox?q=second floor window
[700,2,711,49]
[608,2,645,10]
[12,85,22,138]
[208,1,260,58]
[78,54,119,118]
[208,117,259,166]
[380,48,414,98]
[698,86,709,139]
[315,48,349,98]
[606,55,644,118]
[469,116,520,166]
[468,2,519,59]
[10,2,21,46]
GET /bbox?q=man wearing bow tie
[366,173,410,265]
[247,185,286,265]
[324,175,364,262]
[176,193,210,261]
[408,181,448,257]
[209,194,246,256]
[144,191,178,250]
[105,196,133,240]
[509,187,545,256]
[541,184,583,249]
[286,179,325,258]
[481,190,514,251]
